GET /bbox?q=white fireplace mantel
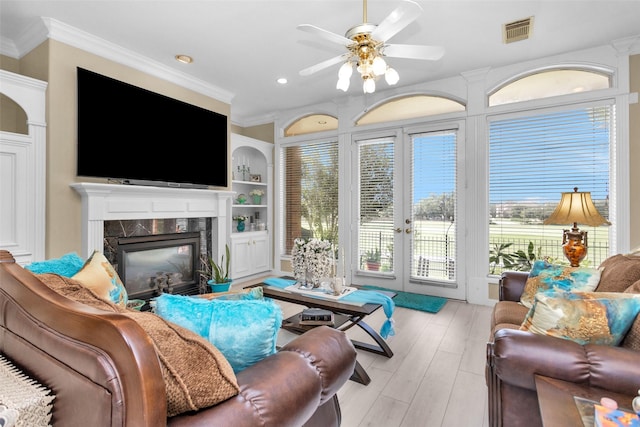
[71,182,234,258]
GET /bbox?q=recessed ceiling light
[175,54,193,64]
[277,77,288,84]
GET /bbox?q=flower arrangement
[249,188,264,197]
[291,238,333,288]
[233,215,248,222]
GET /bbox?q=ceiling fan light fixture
[385,67,399,85]
[372,56,387,76]
[337,77,350,92]
[363,77,375,93]
[338,61,354,79]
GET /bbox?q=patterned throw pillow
[520,260,600,308]
[520,290,640,346]
[208,286,264,301]
[72,251,128,307]
[25,252,85,277]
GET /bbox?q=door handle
[395,228,402,233]
[405,228,412,234]
[405,219,412,224]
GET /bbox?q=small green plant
[511,241,542,271]
[199,244,231,284]
[365,248,381,263]
[489,242,516,274]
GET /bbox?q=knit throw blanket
[37,273,239,417]
[0,355,54,427]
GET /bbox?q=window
[489,69,611,106]
[284,114,338,136]
[410,130,457,281]
[356,95,465,126]
[489,104,613,274]
[280,140,339,256]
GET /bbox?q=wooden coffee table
[535,375,636,426]
[248,281,396,385]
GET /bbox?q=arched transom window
[489,68,611,106]
[284,114,338,137]
[356,95,465,126]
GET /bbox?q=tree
[359,144,394,222]
[301,148,339,243]
[414,192,455,220]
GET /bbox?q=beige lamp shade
[543,187,610,227]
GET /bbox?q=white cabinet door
[252,233,269,272]
[231,235,253,279]
[230,231,270,280]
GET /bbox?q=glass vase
[236,220,245,232]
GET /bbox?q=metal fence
[358,228,609,278]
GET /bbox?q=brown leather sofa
[486,255,640,427]
[0,250,357,426]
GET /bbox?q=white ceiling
[1,1,640,126]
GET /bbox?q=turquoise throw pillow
[520,290,640,346]
[153,293,283,373]
[25,252,85,277]
[154,293,214,338]
[208,299,283,373]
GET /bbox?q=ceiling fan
[297,0,445,94]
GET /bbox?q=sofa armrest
[499,271,529,301]
[489,329,640,395]
[168,326,357,427]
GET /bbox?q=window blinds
[489,105,613,272]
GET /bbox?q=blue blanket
[262,278,395,339]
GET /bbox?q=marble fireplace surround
[70,182,234,263]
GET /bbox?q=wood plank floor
[273,298,493,427]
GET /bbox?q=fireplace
[70,182,234,299]
[117,232,201,300]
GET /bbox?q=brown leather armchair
[0,250,357,426]
[486,270,640,427]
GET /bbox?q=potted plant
[199,244,232,292]
[233,215,248,232]
[249,188,264,205]
[364,248,381,271]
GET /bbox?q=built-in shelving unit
[230,134,273,280]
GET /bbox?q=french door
[350,124,465,299]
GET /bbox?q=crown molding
[3,17,234,104]
[43,18,234,103]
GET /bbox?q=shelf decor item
[198,245,232,293]
[250,174,262,182]
[291,238,333,289]
[249,188,264,205]
[236,193,247,204]
[234,215,247,232]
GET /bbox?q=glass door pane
[409,130,457,284]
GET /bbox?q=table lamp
[543,187,610,267]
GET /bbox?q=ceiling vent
[503,17,533,44]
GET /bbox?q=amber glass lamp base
[562,230,587,267]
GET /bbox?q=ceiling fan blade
[299,53,352,77]
[382,44,445,61]
[297,24,355,47]
[371,0,423,42]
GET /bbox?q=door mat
[361,285,448,313]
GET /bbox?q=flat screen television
[77,67,228,188]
